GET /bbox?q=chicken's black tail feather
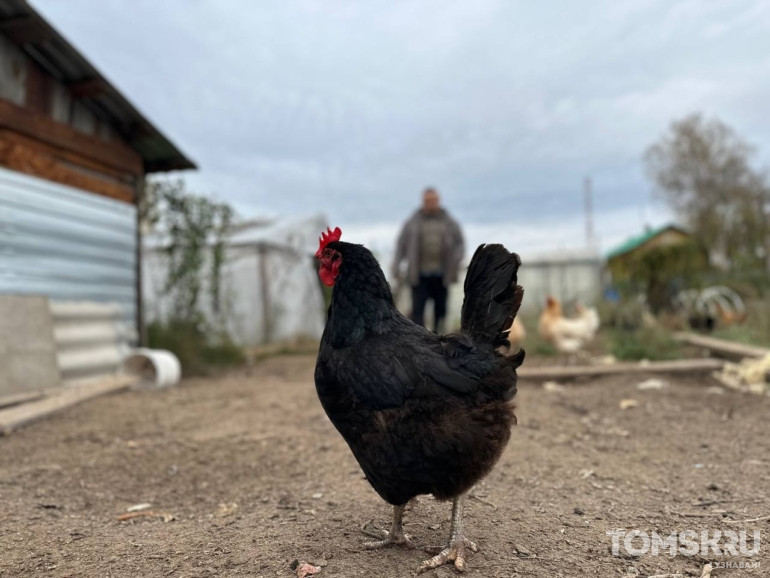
[460,244,524,362]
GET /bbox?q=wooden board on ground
[674,332,770,360]
[518,358,724,381]
[0,390,45,410]
[0,374,138,435]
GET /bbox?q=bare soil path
[1,355,768,577]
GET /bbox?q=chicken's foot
[362,504,415,549]
[418,494,478,573]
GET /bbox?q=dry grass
[712,297,770,348]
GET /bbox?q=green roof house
[606,224,693,281]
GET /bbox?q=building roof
[606,224,688,260]
[0,0,196,172]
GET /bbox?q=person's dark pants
[411,274,448,332]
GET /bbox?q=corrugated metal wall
[0,167,137,332]
[51,301,135,383]
[435,251,603,328]
[517,256,603,313]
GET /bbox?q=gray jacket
[392,209,464,286]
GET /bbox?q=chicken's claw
[361,518,415,549]
[362,528,416,550]
[418,536,478,573]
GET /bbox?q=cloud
[343,201,674,268]
[30,0,770,254]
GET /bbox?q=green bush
[599,299,650,332]
[515,313,557,356]
[148,319,245,376]
[607,326,682,361]
[530,340,557,356]
[613,241,709,313]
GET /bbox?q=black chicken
[314,227,524,573]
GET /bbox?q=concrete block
[0,295,60,395]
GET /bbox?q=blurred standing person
[392,187,464,333]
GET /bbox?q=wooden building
[0,0,195,342]
[606,224,693,283]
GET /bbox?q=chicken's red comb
[316,226,342,257]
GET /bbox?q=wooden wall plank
[518,358,725,381]
[0,374,138,435]
[0,390,44,410]
[0,98,143,175]
[674,332,770,360]
[0,130,136,203]
[0,129,135,184]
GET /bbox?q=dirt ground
[1,354,769,578]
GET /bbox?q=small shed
[0,0,194,340]
[606,224,692,283]
[514,248,603,313]
[441,247,603,326]
[143,215,329,347]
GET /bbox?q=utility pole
[584,176,594,247]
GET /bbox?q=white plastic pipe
[123,348,181,389]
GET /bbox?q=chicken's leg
[418,494,478,573]
[362,504,415,549]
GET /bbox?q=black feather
[314,240,524,506]
[461,244,524,349]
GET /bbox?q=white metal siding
[50,301,135,382]
[438,254,603,328]
[0,167,137,332]
[517,259,602,313]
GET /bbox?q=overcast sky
[33,0,770,257]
